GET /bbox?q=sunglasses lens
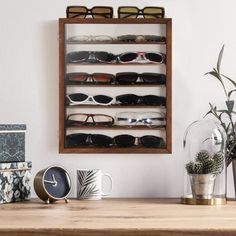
[116,73,138,84]
[67,51,89,63]
[93,95,113,104]
[93,73,114,83]
[118,7,138,18]
[140,135,166,148]
[143,7,164,18]
[143,95,166,106]
[116,94,139,104]
[114,135,135,147]
[69,93,88,102]
[67,6,87,18]
[145,53,164,63]
[95,51,116,62]
[142,73,166,84]
[119,53,137,62]
[91,134,113,147]
[67,114,89,126]
[115,112,137,126]
[66,73,87,82]
[144,35,166,43]
[140,112,166,126]
[66,133,88,147]
[92,7,113,18]
[93,115,114,126]
[118,35,136,42]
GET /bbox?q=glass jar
[181,119,227,205]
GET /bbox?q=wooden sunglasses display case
[59,18,172,154]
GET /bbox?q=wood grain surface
[0,198,236,236]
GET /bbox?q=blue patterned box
[0,124,26,162]
[0,161,31,204]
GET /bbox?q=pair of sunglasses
[66,133,166,148]
[118,6,165,19]
[66,72,165,85]
[115,112,166,127]
[118,52,165,64]
[66,73,115,84]
[117,35,166,43]
[66,51,117,64]
[66,6,113,18]
[66,93,114,106]
[116,94,166,106]
[68,35,113,43]
[115,72,166,85]
[66,113,114,127]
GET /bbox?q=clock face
[43,167,71,199]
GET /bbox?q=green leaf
[205,70,225,87]
[228,89,236,98]
[222,74,236,88]
[217,45,224,72]
[226,100,234,113]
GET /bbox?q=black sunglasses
[116,72,166,85]
[118,6,165,19]
[66,6,113,18]
[66,133,113,147]
[116,94,166,106]
[66,51,117,64]
[118,52,165,64]
[66,133,165,148]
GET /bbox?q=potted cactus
[186,150,224,199]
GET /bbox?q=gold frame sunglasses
[66,6,113,18]
[118,6,165,19]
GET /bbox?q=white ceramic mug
[77,169,112,200]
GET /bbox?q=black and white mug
[77,169,112,200]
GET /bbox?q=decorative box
[0,124,26,162]
[0,161,31,204]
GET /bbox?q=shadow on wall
[39,20,59,152]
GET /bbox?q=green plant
[205,45,236,166]
[186,150,224,175]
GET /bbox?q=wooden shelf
[66,63,166,66]
[66,104,166,109]
[59,18,172,154]
[66,125,166,130]
[65,83,166,87]
[66,41,166,45]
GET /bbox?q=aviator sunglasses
[66,133,166,148]
[66,6,113,18]
[118,6,165,19]
[66,113,114,127]
[66,93,114,106]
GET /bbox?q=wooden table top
[1,198,236,236]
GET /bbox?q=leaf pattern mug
[77,169,112,200]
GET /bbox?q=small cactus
[185,150,224,175]
[196,150,210,163]
[212,151,224,175]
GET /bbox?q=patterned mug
[77,169,112,200]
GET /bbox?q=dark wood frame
[59,18,172,154]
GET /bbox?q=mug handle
[101,173,113,196]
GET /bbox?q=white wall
[0,0,236,198]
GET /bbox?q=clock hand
[51,174,58,187]
[44,180,56,184]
